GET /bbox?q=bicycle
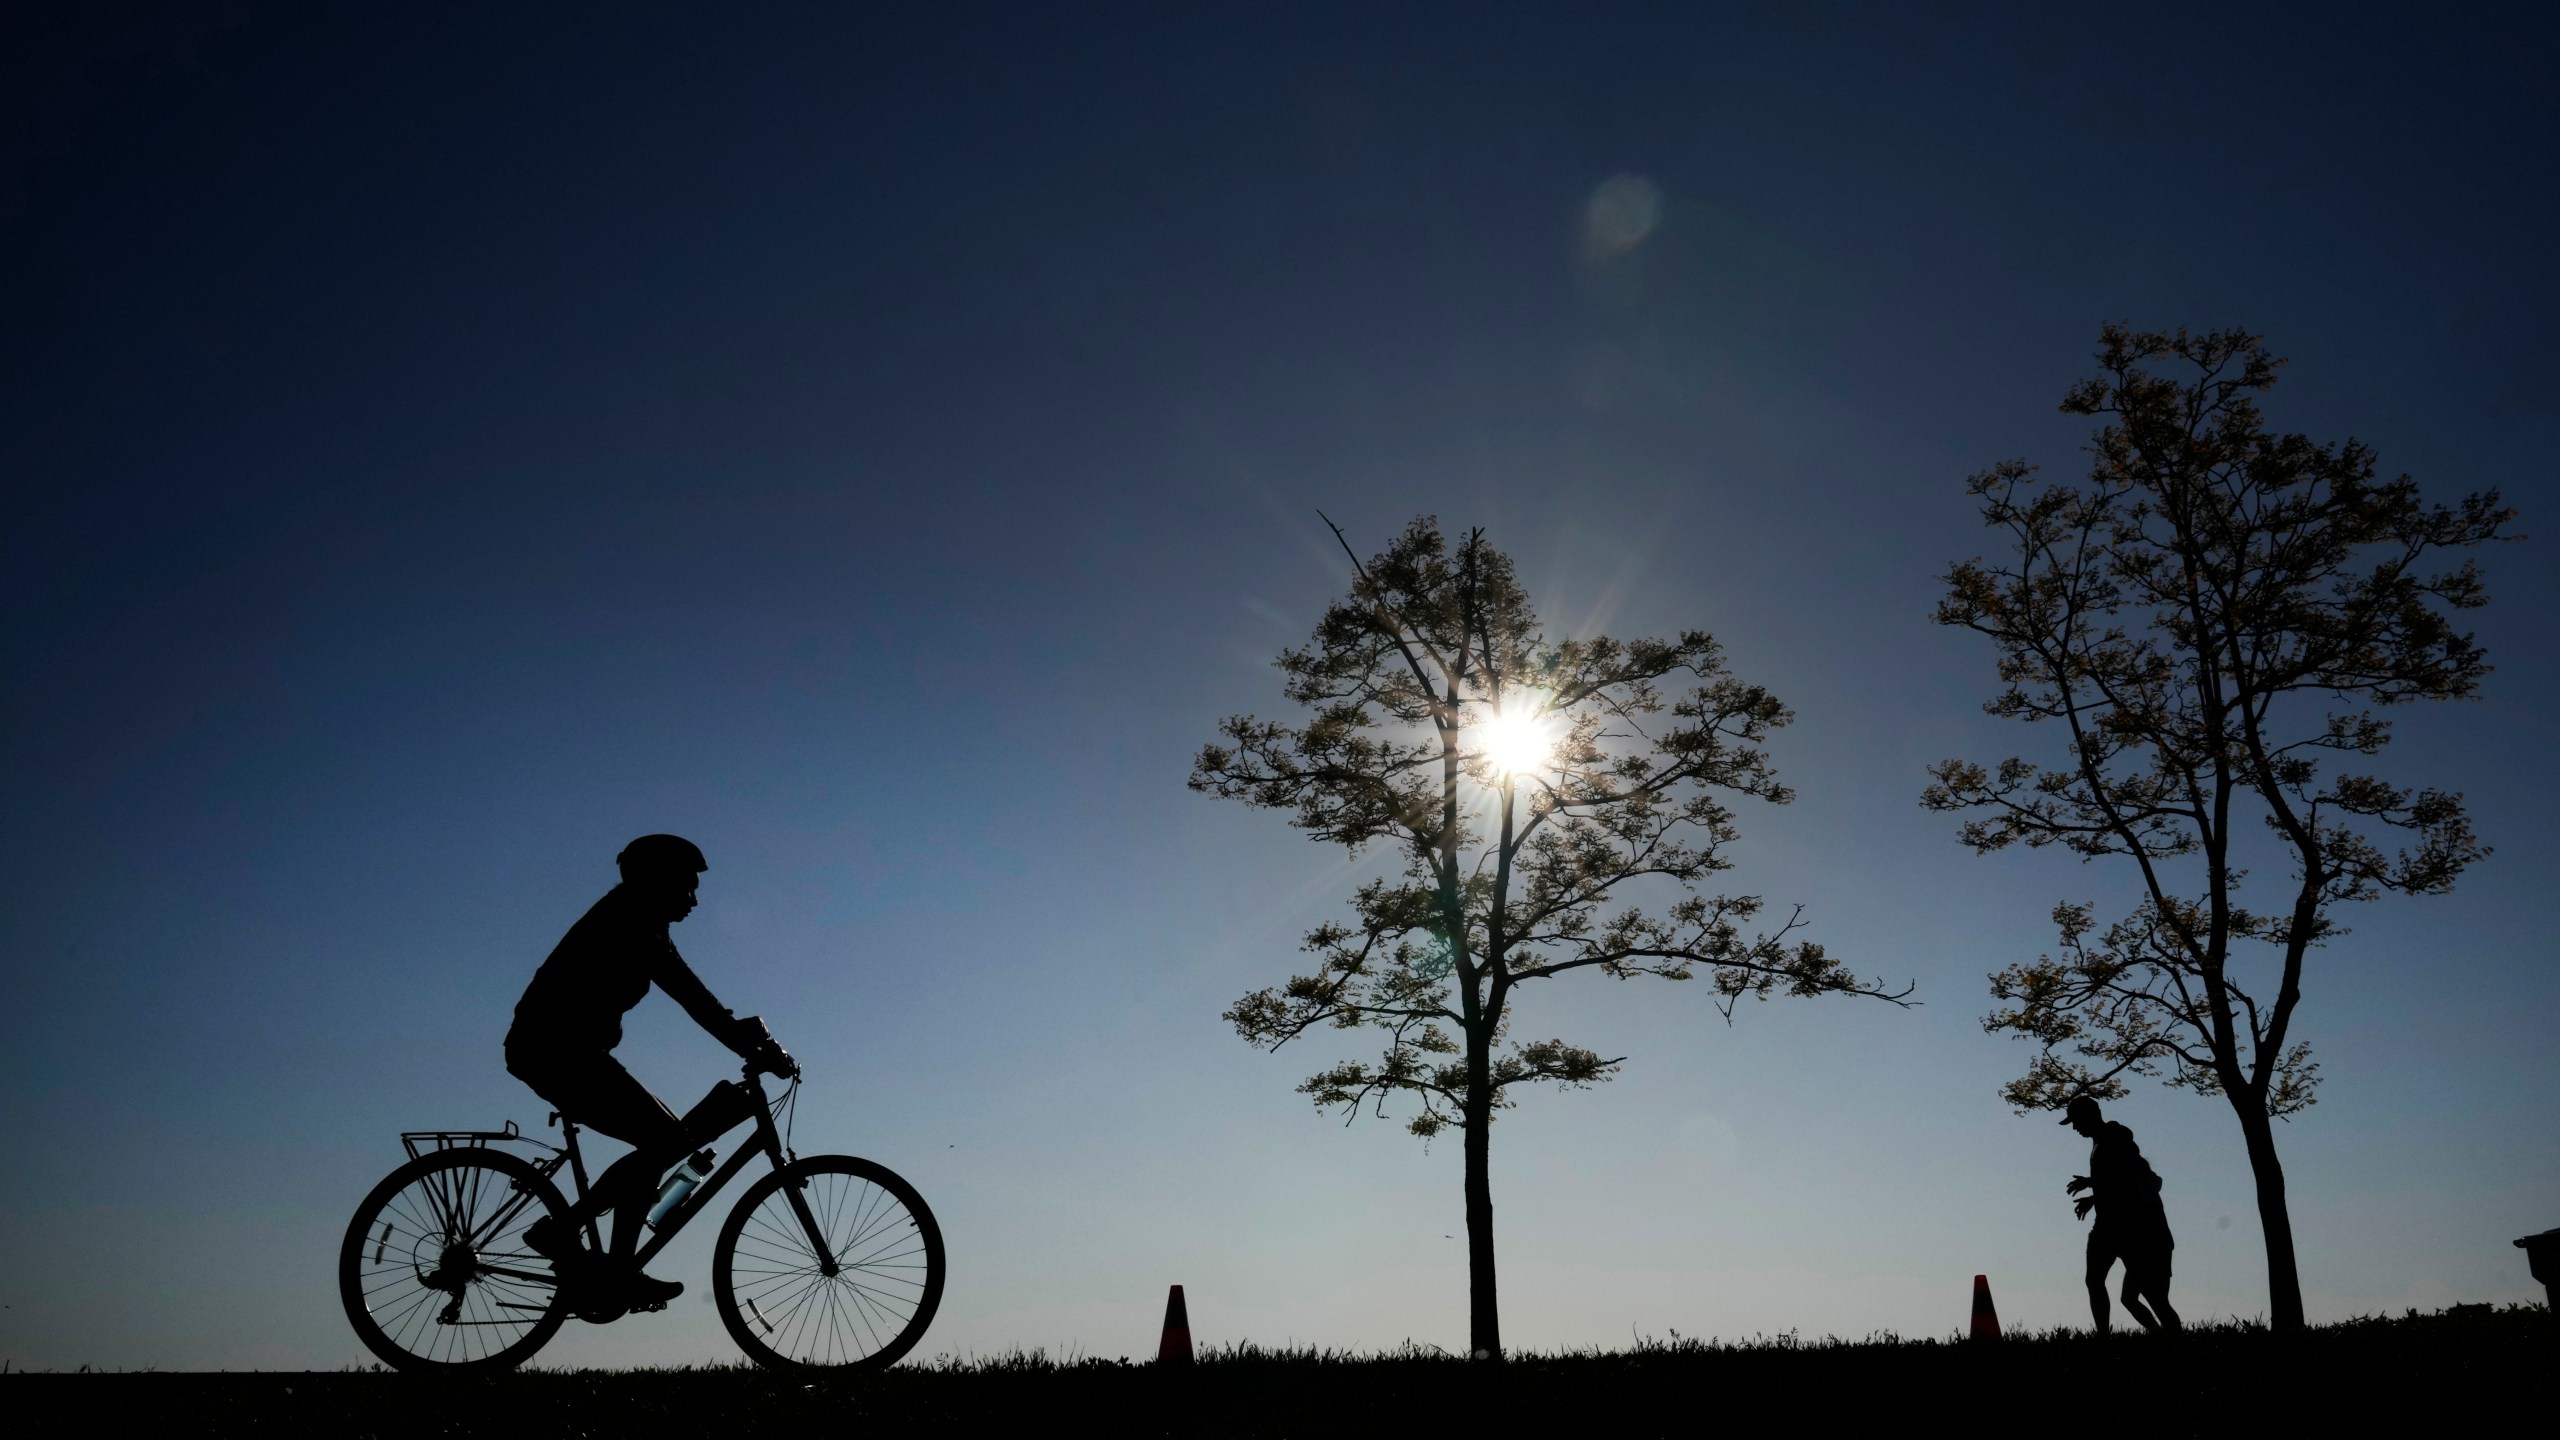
[338,1058,945,1372]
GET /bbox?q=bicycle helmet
[617,833,708,879]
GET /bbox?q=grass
[6,1303,2546,1436]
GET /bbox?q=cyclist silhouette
[2061,1095,2181,1334]
[505,834,794,1310]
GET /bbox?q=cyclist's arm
[651,942,765,1062]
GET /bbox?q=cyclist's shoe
[621,1270,684,1313]
[524,1215,586,1267]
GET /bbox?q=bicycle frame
[386,1061,837,1299]
[550,1063,837,1275]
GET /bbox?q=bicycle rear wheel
[712,1155,945,1370]
[339,1147,573,1371]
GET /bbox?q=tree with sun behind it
[1192,514,1912,1360]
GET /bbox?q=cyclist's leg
[586,1076,765,1257]
[679,1079,758,1145]
[581,1072,691,1260]
[517,1052,689,1256]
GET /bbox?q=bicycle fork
[750,1088,839,1276]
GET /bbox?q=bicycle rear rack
[401,1119,560,1163]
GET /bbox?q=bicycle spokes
[724,1166,935,1366]
[345,1151,568,1368]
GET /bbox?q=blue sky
[2,2,2553,1369]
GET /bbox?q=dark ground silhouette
[9,1306,2545,1438]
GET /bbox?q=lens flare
[1582,173,1662,260]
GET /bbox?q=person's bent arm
[652,946,769,1062]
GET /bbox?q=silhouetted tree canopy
[1196,514,1908,1357]
[1926,324,2514,1331]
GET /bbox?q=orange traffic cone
[1969,1274,2001,1341]
[1156,1284,1193,1364]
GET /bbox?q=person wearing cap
[2060,1094,2181,1334]
[504,834,796,1311]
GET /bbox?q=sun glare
[1475,707,1556,779]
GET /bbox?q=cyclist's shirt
[2087,1120,2171,1245]
[506,884,748,1059]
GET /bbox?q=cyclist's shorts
[505,1045,684,1150]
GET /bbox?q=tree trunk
[2233,1098,2306,1332]
[1463,1045,1501,1359]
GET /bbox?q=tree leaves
[1200,515,1910,1141]
[1933,326,2513,1121]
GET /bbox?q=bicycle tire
[339,1147,574,1372]
[711,1154,945,1370]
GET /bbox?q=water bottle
[645,1149,713,1230]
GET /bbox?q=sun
[1474,706,1556,779]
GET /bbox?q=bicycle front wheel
[712,1155,945,1370]
[339,1147,573,1372]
